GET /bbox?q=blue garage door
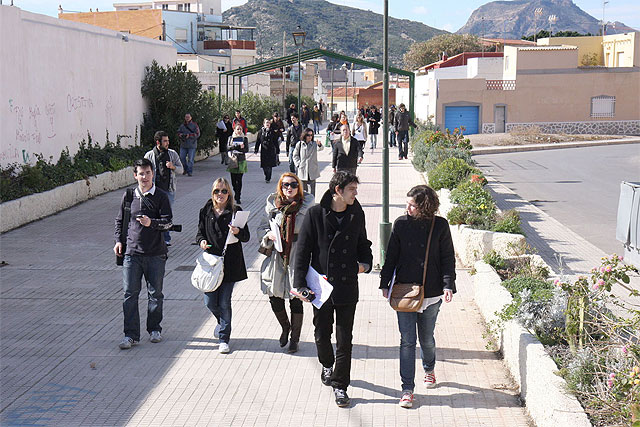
[444,106,479,135]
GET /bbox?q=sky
[10,0,640,33]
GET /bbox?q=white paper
[387,269,396,302]
[225,210,250,245]
[304,266,334,309]
[269,218,283,252]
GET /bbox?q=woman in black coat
[379,185,456,408]
[254,118,279,183]
[196,177,250,354]
[216,115,233,165]
[367,106,381,151]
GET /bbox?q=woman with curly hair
[379,185,457,408]
[257,172,315,353]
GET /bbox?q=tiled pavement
[0,142,531,426]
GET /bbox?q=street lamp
[292,26,306,120]
[548,14,557,37]
[533,8,543,43]
[341,63,348,117]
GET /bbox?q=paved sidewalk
[1,143,530,426]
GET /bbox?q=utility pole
[380,0,391,267]
[282,31,286,116]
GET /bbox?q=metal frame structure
[218,48,414,121]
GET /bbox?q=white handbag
[191,251,225,292]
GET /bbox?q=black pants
[262,166,273,182]
[313,300,357,390]
[230,173,243,201]
[269,296,303,314]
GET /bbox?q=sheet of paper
[269,218,283,252]
[387,269,396,302]
[225,210,250,245]
[304,266,334,309]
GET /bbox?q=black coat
[332,136,363,171]
[368,111,381,135]
[216,121,233,152]
[294,190,373,305]
[255,127,279,168]
[196,200,250,283]
[380,215,456,297]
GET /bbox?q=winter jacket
[258,192,315,298]
[293,139,324,181]
[380,215,456,297]
[332,136,363,171]
[144,147,183,194]
[177,121,200,149]
[393,110,416,132]
[255,127,279,168]
[196,200,250,283]
[368,111,381,135]
[286,123,303,152]
[294,190,373,305]
[216,120,232,152]
[232,116,248,134]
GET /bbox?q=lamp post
[533,8,543,43]
[380,0,391,267]
[352,63,356,114]
[341,63,348,117]
[548,14,557,37]
[292,26,306,120]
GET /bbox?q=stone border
[472,261,592,427]
[472,137,640,155]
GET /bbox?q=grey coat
[144,148,184,194]
[258,192,315,298]
[293,140,324,181]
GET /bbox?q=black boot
[288,312,303,354]
[274,310,290,347]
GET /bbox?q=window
[184,3,190,12]
[177,4,183,11]
[591,95,615,118]
[218,66,225,72]
[174,28,188,43]
[210,8,214,14]
[161,4,168,10]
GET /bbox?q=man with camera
[114,158,173,350]
[294,172,373,407]
[145,131,183,246]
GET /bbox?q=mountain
[222,0,446,67]
[457,0,636,39]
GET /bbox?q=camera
[169,224,182,232]
[300,288,316,302]
[116,254,124,266]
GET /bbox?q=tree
[141,61,217,153]
[403,34,482,70]
[522,30,593,41]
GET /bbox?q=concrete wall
[0,6,176,167]
[603,32,639,67]
[59,9,163,40]
[163,10,197,53]
[539,36,604,65]
[516,47,578,70]
[467,57,504,79]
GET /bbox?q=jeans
[122,254,167,341]
[164,191,175,244]
[313,120,321,134]
[302,180,316,195]
[369,134,378,149]
[397,299,442,392]
[230,172,243,202]
[313,301,357,390]
[262,166,273,182]
[179,147,196,175]
[204,281,235,343]
[389,129,396,147]
[397,130,409,158]
[288,145,296,173]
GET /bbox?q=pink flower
[609,373,616,379]
[622,346,628,355]
[605,265,612,272]
[598,279,605,287]
[600,267,606,273]
[619,255,624,261]
[607,379,614,388]
[593,283,600,290]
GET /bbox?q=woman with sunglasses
[196,178,250,354]
[293,128,324,195]
[258,172,315,353]
[227,124,249,204]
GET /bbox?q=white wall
[0,6,176,167]
[467,57,504,79]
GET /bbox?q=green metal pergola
[218,48,414,120]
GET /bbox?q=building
[415,33,640,135]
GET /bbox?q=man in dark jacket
[294,172,373,407]
[114,158,173,350]
[393,103,416,160]
[177,113,200,176]
[332,124,363,175]
[286,113,303,173]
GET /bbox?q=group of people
[114,138,456,410]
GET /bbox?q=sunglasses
[282,182,299,189]
[306,133,314,138]
[213,189,229,195]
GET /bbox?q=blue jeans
[313,120,321,134]
[389,129,396,146]
[122,254,167,341]
[179,146,196,175]
[397,130,409,158]
[397,299,442,392]
[164,191,175,244]
[204,281,235,343]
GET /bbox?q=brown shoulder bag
[389,217,436,312]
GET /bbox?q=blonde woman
[258,172,315,353]
[227,124,249,204]
[352,114,367,154]
[196,178,250,354]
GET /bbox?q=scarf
[342,136,351,156]
[275,196,302,268]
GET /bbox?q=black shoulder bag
[116,188,135,266]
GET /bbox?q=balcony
[486,80,516,90]
[203,40,256,50]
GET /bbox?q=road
[474,144,640,256]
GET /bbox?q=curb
[472,137,640,155]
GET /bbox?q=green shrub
[428,157,481,190]
[483,250,508,271]
[411,128,474,172]
[502,275,554,300]
[492,209,525,235]
[447,181,496,227]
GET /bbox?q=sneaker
[333,388,350,407]
[424,371,436,388]
[214,324,220,339]
[321,366,333,386]
[399,391,414,408]
[118,336,138,350]
[150,331,162,343]
[219,342,230,354]
[398,156,403,160]
[165,242,171,247]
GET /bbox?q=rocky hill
[222,0,446,67]
[457,0,636,38]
